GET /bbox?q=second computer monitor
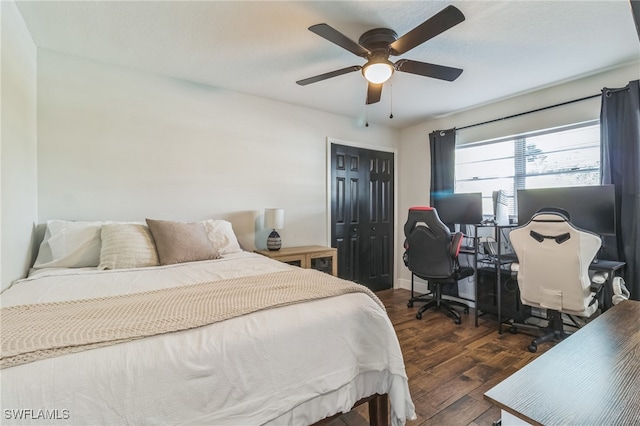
[517,185,616,236]
[432,192,483,227]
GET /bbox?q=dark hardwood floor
[327,288,552,426]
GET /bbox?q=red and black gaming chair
[403,206,474,324]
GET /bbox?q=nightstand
[255,245,338,276]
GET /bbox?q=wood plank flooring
[327,288,552,426]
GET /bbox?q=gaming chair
[403,206,474,324]
[509,209,603,352]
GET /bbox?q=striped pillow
[98,224,159,270]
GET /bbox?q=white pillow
[98,224,159,270]
[33,220,104,269]
[201,220,242,255]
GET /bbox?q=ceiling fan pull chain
[365,104,369,127]
[389,83,394,119]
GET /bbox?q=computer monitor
[517,185,616,236]
[432,192,483,227]
[492,190,510,226]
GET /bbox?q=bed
[0,219,415,425]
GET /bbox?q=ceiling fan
[296,5,465,105]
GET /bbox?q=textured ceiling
[15,0,640,128]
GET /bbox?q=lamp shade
[264,208,284,229]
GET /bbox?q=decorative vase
[267,230,282,251]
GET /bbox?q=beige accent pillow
[98,224,159,270]
[146,219,220,265]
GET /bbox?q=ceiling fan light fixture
[362,60,394,84]
[300,6,466,104]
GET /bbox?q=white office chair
[509,209,602,352]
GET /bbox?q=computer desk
[474,240,626,334]
[484,299,640,425]
[488,258,626,332]
[472,223,626,331]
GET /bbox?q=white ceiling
[15,0,640,128]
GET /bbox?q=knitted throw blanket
[1,269,383,369]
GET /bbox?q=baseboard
[396,278,429,294]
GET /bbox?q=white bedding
[0,252,415,425]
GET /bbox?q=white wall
[1,0,38,291]
[6,30,636,292]
[397,62,640,294]
[36,50,399,255]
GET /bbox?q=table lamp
[264,208,284,251]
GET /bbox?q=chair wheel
[455,318,461,325]
[509,326,518,334]
[528,344,538,353]
[407,301,414,308]
[463,307,469,314]
[416,312,422,320]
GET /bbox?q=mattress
[0,252,415,425]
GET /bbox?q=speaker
[476,267,531,321]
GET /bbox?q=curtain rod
[456,93,602,131]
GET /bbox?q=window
[454,121,601,216]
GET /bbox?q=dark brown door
[331,143,394,291]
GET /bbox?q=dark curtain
[600,79,640,301]
[429,128,458,296]
[429,128,457,206]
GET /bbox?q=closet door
[331,143,393,291]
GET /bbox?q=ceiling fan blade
[366,83,383,105]
[395,59,463,82]
[389,5,465,55]
[296,66,362,86]
[309,24,370,57]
